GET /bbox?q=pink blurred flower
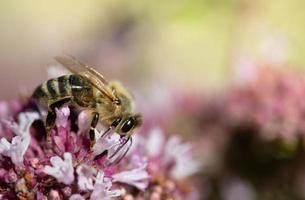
[144,128,200,179]
[164,136,201,179]
[112,162,149,190]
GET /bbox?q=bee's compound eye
[121,118,135,133]
[111,118,122,127]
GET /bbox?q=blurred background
[2,0,305,199]
[1,0,304,98]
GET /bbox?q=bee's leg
[89,112,99,147]
[46,110,56,134]
[45,110,56,149]
[46,97,71,135]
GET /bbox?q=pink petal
[54,136,66,153]
[55,107,70,128]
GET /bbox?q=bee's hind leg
[89,112,99,148]
[44,110,56,149]
[46,110,56,134]
[46,97,71,135]
[44,98,72,149]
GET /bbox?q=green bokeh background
[0,0,304,98]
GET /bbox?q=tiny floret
[43,152,74,185]
[69,194,85,200]
[0,136,30,166]
[3,112,40,137]
[55,106,70,128]
[76,164,97,190]
[90,171,122,200]
[112,162,150,191]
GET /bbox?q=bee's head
[111,113,142,137]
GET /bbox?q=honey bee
[32,56,142,162]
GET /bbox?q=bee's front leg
[89,112,99,147]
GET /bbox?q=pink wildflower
[0,96,199,199]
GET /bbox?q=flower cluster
[133,128,200,200]
[0,100,199,199]
[134,62,305,199]
[218,66,305,199]
[171,65,305,200]
[225,66,305,144]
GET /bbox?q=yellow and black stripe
[32,74,94,107]
[32,75,70,100]
[57,75,70,96]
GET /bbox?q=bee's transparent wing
[55,56,117,103]
[107,137,132,165]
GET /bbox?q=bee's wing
[55,56,117,103]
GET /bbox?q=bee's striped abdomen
[32,75,72,106]
[46,78,58,97]
[32,84,48,99]
[32,74,94,108]
[57,75,72,97]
